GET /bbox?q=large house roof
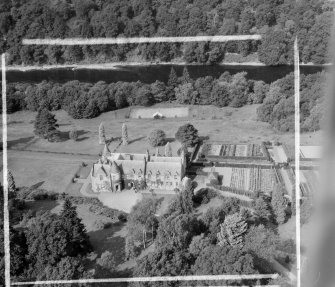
[146,161,181,176]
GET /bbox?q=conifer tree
[7,170,16,197]
[165,142,172,157]
[181,67,191,84]
[60,198,92,256]
[271,185,287,224]
[254,197,271,223]
[168,67,178,88]
[34,108,59,142]
[98,122,106,144]
[217,212,248,248]
[179,179,194,214]
[122,123,128,145]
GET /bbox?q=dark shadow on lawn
[88,222,126,263]
[7,136,35,149]
[76,136,90,142]
[25,199,59,213]
[129,136,146,144]
[29,181,45,190]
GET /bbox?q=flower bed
[252,144,264,157]
[235,145,248,157]
[207,144,222,156]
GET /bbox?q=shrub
[148,129,166,147]
[193,188,218,205]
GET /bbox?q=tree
[148,129,166,147]
[300,197,313,225]
[254,197,271,223]
[122,123,128,146]
[98,122,106,144]
[33,108,60,142]
[181,67,191,84]
[210,83,230,107]
[188,233,211,257]
[7,170,16,198]
[243,225,279,273]
[69,129,78,141]
[127,198,160,248]
[192,245,256,283]
[134,245,192,282]
[135,87,155,107]
[155,214,202,251]
[60,199,92,254]
[97,251,116,271]
[258,29,293,66]
[178,181,194,214]
[167,67,178,88]
[165,142,172,157]
[175,123,199,147]
[271,185,287,225]
[174,83,196,104]
[251,81,269,104]
[36,256,87,282]
[217,212,248,248]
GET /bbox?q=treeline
[257,71,327,132]
[0,0,333,66]
[127,184,293,286]
[1,68,269,118]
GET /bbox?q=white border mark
[2,53,10,287]
[294,37,301,287]
[22,35,261,46]
[11,274,278,285]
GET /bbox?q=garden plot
[235,145,248,157]
[207,144,222,156]
[260,169,276,193]
[252,144,264,157]
[230,168,250,190]
[220,144,236,156]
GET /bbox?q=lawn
[8,155,82,194]
[4,104,299,156]
[3,103,312,197]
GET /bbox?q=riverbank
[6,61,266,71]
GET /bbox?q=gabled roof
[92,163,109,177]
[110,161,121,174]
[115,160,145,175]
[146,161,181,178]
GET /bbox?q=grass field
[3,103,319,195]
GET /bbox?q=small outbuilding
[153,112,163,119]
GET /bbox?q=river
[6,64,326,84]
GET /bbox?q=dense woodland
[0,0,333,65]
[1,68,327,133]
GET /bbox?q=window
[99,175,103,181]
